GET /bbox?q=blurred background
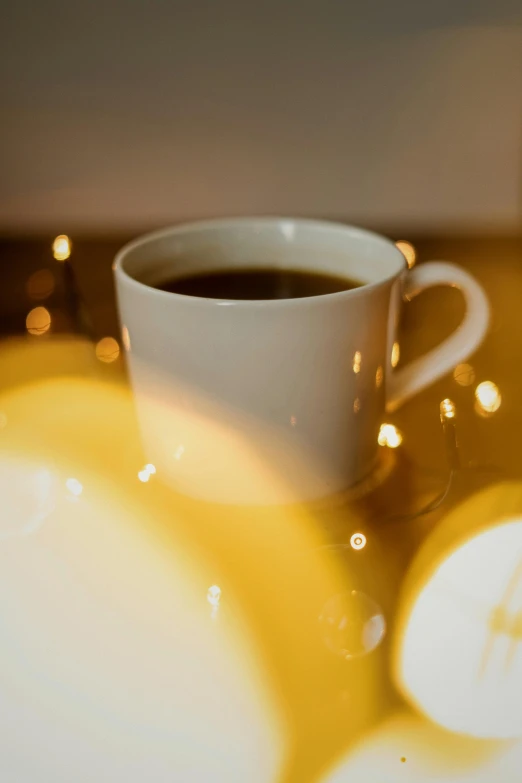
[2,0,522,235]
[2,3,522,782]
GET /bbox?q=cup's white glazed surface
[114,218,488,505]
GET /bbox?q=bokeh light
[350,532,367,551]
[353,398,361,414]
[453,363,475,387]
[395,240,416,269]
[144,463,156,475]
[391,342,400,368]
[26,269,55,300]
[65,477,83,497]
[26,306,51,336]
[52,234,71,261]
[353,351,362,374]
[319,590,386,659]
[475,381,501,415]
[207,585,222,607]
[378,423,402,448]
[396,484,522,739]
[95,337,120,363]
[375,366,383,389]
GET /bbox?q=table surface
[1,232,521,782]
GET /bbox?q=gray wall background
[2,0,522,234]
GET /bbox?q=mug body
[114,218,405,504]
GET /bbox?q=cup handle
[386,261,490,413]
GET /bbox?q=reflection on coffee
[155,268,364,300]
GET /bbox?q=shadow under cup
[114,218,405,505]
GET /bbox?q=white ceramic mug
[114,218,489,505]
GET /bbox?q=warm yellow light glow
[319,711,513,783]
[353,398,361,414]
[350,532,366,550]
[353,351,362,374]
[95,336,120,363]
[26,306,51,336]
[174,445,185,461]
[65,477,83,497]
[0,363,375,779]
[396,485,522,739]
[378,423,402,448]
[290,415,297,427]
[395,240,416,269]
[26,269,55,300]
[145,463,156,475]
[475,381,501,414]
[375,365,383,389]
[207,584,222,607]
[453,363,475,387]
[440,398,456,420]
[121,325,131,352]
[0,459,56,540]
[391,342,400,368]
[52,234,71,261]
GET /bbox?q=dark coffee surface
[155,267,363,300]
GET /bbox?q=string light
[440,399,460,469]
[440,399,456,420]
[378,423,403,448]
[52,235,71,261]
